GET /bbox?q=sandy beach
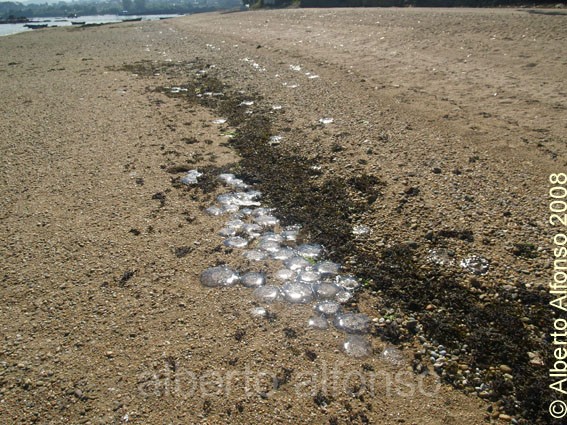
[1,8,566,424]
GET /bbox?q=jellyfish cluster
[199,172,373,358]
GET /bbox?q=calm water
[0,14,179,37]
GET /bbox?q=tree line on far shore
[0,0,240,20]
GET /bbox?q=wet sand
[0,8,565,424]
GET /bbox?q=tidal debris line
[118,58,555,423]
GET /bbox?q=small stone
[499,365,512,374]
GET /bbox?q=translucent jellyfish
[427,248,454,266]
[250,306,267,318]
[315,261,341,276]
[253,286,282,303]
[251,207,274,217]
[220,204,240,214]
[333,313,371,334]
[274,268,296,282]
[245,190,263,201]
[342,335,372,358]
[284,256,311,271]
[314,301,341,317]
[242,223,263,239]
[281,282,314,304]
[205,206,223,216]
[258,233,283,244]
[224,237,248,249]
[200,266,240,287]
[281,227,300,242]
[219,227,237,237]
[217,192,260,207]
[297,270,321,284]
[460,256,490,275]
[232,208,253,219]
[381,345,405,366]
[337,275,360,291]
[218,173,236,184]
[243,249,268,261]
[225,219,245,231]
[313,282,341,300]
[272,247,297,261]
[335,290,353,303]
[297,243,323,259]
[180,170,202,185]
[258,240,281,253]
[254,215,279,228]
[352,225,370,235]
[241,272,266,288]
[307,315,329,330]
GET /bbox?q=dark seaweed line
[122,59,556,424]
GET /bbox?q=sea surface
[0,14,179,37]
